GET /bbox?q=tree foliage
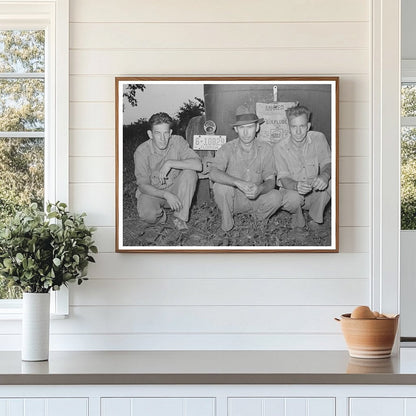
[123,84,146,107]
[402,84,416,117]
[175,97,205,138]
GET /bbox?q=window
[0,0,69,314]
[0,29,45,300]
[401,70,416,230]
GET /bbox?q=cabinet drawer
[101,397,215,416]
[0,398,88,416]
[228,397,335,416]
[349,398,416,416]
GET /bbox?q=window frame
[0,0,69,316]
[401,60,416,232]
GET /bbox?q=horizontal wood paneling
[69,74,369,103]
[339,129,369,157]
[86,252,369,279]
[53,305,352,334]
[70,76,115,102]
[70,22,368,50]
[70,49,368,76]
[71,278,368,306]
[69,157,115,183]
[69,183,114,226]
[0,306,353,335]
[91,227,115,253]
[339,157,369,183]
[0,333,347,351]
[339,227,369,253]
[339,184,369,227]
[70,103,114,129]
[70,0,369,23]
[70,129,115,157]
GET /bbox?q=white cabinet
[101,397,215,416]
[349,398,416,416]
[0,398,88,416]
[4,385,416,416]
[228,397,335,416]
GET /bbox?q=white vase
[22,292,50,361]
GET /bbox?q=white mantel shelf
[1,349,416,385]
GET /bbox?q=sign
[193,134,226,151]
[256,101,297,146]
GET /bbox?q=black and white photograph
[116,77,338,252]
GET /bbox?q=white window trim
[0,0,69,316]
[371,0,401,320]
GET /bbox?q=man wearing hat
[209,106,283,232]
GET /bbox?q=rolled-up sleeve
[211,144,229,172]
[134,148,150,185]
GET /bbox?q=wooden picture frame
[115,77,339,252]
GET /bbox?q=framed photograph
[116,77,339,252]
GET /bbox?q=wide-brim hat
[232,106,264,127]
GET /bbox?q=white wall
[62,0,372,350]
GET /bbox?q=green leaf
[53,258,61,267]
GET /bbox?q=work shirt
[212,139,275,185]
[274,131,331,183]
[134,135,200,194]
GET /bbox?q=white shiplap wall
[58,0,372,350]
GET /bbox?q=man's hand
[158,161,172,185]
[235,180,261,200]
[297,181,312,195]
[311,175,329,191]
[244,183,261,200]
[164,191,182,211]
[235,180,252,195]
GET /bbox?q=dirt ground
[123,189,332,248]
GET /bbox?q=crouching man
[274,105,332,229]
[209,108,283,232]
[133,112,202,231]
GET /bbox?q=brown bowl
[337,313,399,359]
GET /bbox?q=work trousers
[281,180,332,224]
[213,183,283,232]
[137,169,197,223]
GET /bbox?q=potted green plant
[0,202,97,361]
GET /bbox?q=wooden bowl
[338,313,399,359]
